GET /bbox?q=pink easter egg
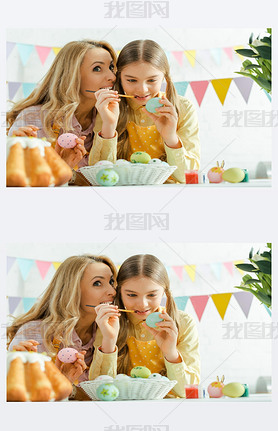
[57,348,78,363]
[207,166,224,183]
[57,133,78,149]
[207,381,224,398]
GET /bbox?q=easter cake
[6,136,72,187]
[7,351,73,401]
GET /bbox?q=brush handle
[86,304,134,312]
[85,90,134,98]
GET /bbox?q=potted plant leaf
[235,28,271,94]
[234,243,271,308]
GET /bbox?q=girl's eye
[127,79,136,82]
[93,280,102,286]
[148,79,156,82]
[148,294,156,297]
[93,66,101,72]
[127,293,137,297]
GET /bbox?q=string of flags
[7,257,271,319]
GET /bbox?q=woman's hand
[142,96,181,148]
[94,89,120,139]
[11,125,39,137]
[55,136,87,168]
[95,303,120,353]
[10,339,40,352]
[142,311,181,363]
[55,350,87,384]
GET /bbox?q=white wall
[6,242,271,394]
[6,28,272,178]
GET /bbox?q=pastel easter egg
[94,375,114,383]
[148,373,163,380]
[207,381,224,398]
[96,383,119,401]
[57,133,78,149]
[207,166,224,183]
[94,160,114,169]
[130,151,151,164]
[115,159,130,166]
[222,382,245,398]
[148,158,162,165]
[96,169,119,186]
[222,168,245,183]
[130,366,151,378]
[57,348,78,363]
[145,311,164,328]
[145,97,163,113]
[114,374,131,381]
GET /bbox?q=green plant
[234,243,271,308]
[235,28,271,93]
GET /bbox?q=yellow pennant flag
[234,45,245,61]
[211,78,232,105]
[184,265,196,282]
[233,260,245,275]
[211,293,232,319]
[117,50,121,56]
[117,265,121,271]
[52,261,62,271]
[184,50,196,67]
[52,47,61,56]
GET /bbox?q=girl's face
[80,48,116,99]
[120,276,164,320]
[80,262,116,313]
[120,61,164,106]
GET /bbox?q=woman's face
[120,276,164,321]
[80,262,116,313]
[80,48,116,99]
[120,61,164,106]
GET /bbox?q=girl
[7,40,120,173]
[88,39,200,183]
[7,254,120,393]
[89,254,200,398]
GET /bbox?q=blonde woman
[7,40,120,170]
[7,254,120,390]
[88,39,200,183]
[89,254,200,398]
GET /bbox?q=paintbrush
[85,89,134,98]
[86,304,134,313]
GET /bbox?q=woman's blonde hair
[115,254,180,374]
[115,40,180,160]
[7,254,117,353]
[7,40,117,138]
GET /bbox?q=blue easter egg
[145,97,163,113]
[96,383,119,401]
[145,312,164,328]
[96,168,119,186]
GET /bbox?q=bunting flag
[190,295,210,321]
[210,48,222,66]
[184,265,196,282]
[174,81,189,96]
[17,258,35,281]
[210,263,222,280]
[264,304,271,316]
[233,77,254,103]
[172,266,183,281]
[22,83,36,98]
[174,296,189,311]
[7,42,16,59]
[17,43,34,66]
[35,46,52,65]
[23,297,37,313]
[234,260,245,275]
[52,261,62,271]
[234,45,245,61]
[224,261,234,276]
[35,260,52,279]
[211,78,232,105]
[172,51,184,66]
[52,47,61,56]
[7,256,16,273]
[264,90,271,102]
[8,297,22,315]
[211,293,232,319]
[8,81,21,100]
[190,81,209,107]
[223,47,234,61]
[184,50,196,67]
[233,291,254,318]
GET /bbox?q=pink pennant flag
[224,261,234,276]
[172,266,183,281]
[190,81,209,107]
[35,46,52,65]
[172,51,184,66]
[223,47,234,61]
[35,260,52,279]
[190,295,209,321]
[233,292,253,318]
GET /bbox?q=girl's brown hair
[7,254,117,353]
[115,254,180,374]
[7,40,117,138]
[115,39,180,160]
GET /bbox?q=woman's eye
[109,64,115,71]
[93,280,102,286]
[110,279,115,285]
[93,66,101,72]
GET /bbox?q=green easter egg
[96,168,119,186]
[145,312,164,328]
[96,383,119,401]
[222,168,245,183]
[222,382,245,398]
[130,366,151,378]
[130,151,151,164]
[145,97,163,113]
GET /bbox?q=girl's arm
[88,114,118,165]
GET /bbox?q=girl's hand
[94,89,120,138]
[95,303,120,353]
[142,96,181,148]
[11,125,39,137]
[55,136,87,168]
[55,350,87,384]
[142,312,181,363]
[11,339,40,352]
